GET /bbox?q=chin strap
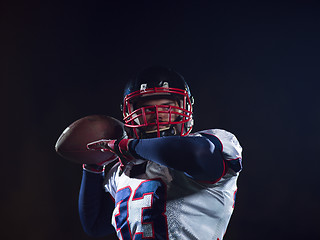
[140,125,178,138]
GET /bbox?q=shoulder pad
[197,129,243,172]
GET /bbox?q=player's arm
[87,135,223,181]
[129,135,225,182]
[87,130,242,182]
[78,169,115,237]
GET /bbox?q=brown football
[55,115,126,164]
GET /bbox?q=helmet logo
[140,81,169,91]
[140,83,147,91]
[159,81,169,88]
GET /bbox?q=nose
[146,105,168,122]
[157,105,172,121]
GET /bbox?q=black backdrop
[2,1,320,239]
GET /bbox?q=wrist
[117,139,134,161]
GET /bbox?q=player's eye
[144,107,154,113]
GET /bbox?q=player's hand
[81,149,118,173]
[87,138,134,166]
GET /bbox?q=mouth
[144,126,171,133]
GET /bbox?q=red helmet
[122,66,194,138]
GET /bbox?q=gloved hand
[87,138,134,167]
[82,151,118,173]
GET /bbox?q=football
[55,115,126,164]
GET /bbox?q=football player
[78,66,243,240]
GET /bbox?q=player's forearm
[78,170,115,237]
[129,136,225,182]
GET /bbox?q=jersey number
[114,179,168,240]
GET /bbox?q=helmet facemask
[123,87,193,138]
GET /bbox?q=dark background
[1,0,319,239]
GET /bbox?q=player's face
[136,97,180,133]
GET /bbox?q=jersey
[103,129,242,240]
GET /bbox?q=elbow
[195,167,224,182]
[189,151,225,182]
[79,214,114,237]
[80,220,99,237]
[189,166,224,182]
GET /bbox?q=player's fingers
[87,139,110,150]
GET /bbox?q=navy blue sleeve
[129,135,225,182]
[78,170,115,237]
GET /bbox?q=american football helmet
[122,66,194,138]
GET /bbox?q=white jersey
[104,129,242,240]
